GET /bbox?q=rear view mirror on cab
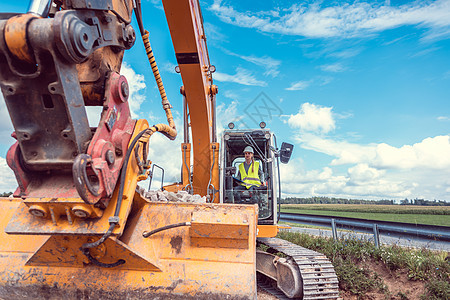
[280,142,293,164]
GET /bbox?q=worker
[234,146,264,204]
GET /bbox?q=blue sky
[0,0,449,201]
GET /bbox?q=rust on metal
[0,198,258,299]
[26,235,161,271]
[4,14,36,63]
[77,47,124,106]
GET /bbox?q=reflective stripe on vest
[239,161,260,189]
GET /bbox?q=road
[284,227,450,251]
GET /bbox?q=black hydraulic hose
[274,135,282,223]
[82,248,125,268]
[81,128,150,267]
[114,128,149,217]
[134,0,145,36]
[276,154,282,223]
[143,222,192,238]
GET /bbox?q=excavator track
[258,273,293,300]
[257,237,339,299]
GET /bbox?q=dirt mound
[340,260,425,299]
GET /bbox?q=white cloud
[210,0,450,40]
[0,93,14,146]
[286,76,334,90]
[224,50,281,77]
[223,90,239,100]
[287,103,335,134]
[214,67,267,86]
[303,135,450,199]
[438,116,450,121]
[0,156,18,193]
[204,22,228,42]
[280,160,409,199]
[298,134,377,165]
[347,163,384,184]
[149,0,164,11]
[282,103,450,200]
[373,136,450,170]
[286,81,311,91]
[121,63,146,118]
[330,48,362,58]
[279,158,445,200]
[298,132,450,171]
[162,62,177,74]
[320,63,346,72]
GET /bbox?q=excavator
[0,0,339,299]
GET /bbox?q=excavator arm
[161,0,219,200]
[0,1,258,299]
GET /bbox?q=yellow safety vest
[239,161,261,189]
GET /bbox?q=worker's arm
[258,164,264,184]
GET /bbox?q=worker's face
[244,152,253,162]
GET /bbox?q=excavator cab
[220,125,291,224]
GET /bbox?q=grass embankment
[281,204,450,226]
[278,231,449,299]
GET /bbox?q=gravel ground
[257,286,278,300]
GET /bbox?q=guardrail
[279,212,450,247]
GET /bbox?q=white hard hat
[243,146,254,153]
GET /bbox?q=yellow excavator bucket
[0,197,258,299]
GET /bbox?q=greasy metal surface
[0,198,258,299]
[256,250,303,298]
[74,72,135,205]
[256,250,278,281]
[5,120,149,236]
[77,47,125,106]
[4,14,35,63]
[26,235,160,271]
[258,237,339,300]
[0,8,136,202]
[0,15,92,172]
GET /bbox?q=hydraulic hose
[143,222,192,238]
[142,30,177,140]
[80,129,149,267]
[82,1,178,266]
[81,124,181,267]
[134,0,177,140]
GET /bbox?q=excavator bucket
[0,196,258,299]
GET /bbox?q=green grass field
[281,204,450,227]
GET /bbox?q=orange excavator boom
[162,0,219,200]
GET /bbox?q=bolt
[73,209,89,218]
[30,210,45,217]
[105,150,115,166]
[121,81,129,99]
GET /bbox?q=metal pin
[49,207,57,226]
[65,206,73,225]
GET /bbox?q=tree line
[282,196,449,206]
